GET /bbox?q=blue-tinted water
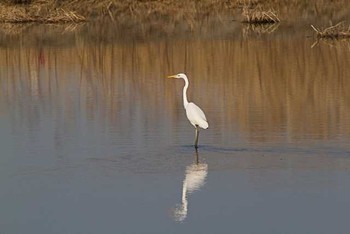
[1,22,350,233]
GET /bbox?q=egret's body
[167,73,208,148]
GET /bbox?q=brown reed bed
[311,22,350,39]
[0,0,349,26]
[0,0,236,24]
[0,1,86,23]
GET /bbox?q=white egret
[167,73,208,148]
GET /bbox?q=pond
[1,19,350,233]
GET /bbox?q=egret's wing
[186,102,209,129]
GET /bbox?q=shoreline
[0,0,349,41]
[0,0,349,24]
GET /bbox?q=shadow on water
[180,145,350,157]
[172,149,208,222]
[181,145,251,153]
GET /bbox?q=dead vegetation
[0,0,236,24]
[241,5,280,23]
[0,1,86,23]
[311,22,350,39]
[0,0,348,26]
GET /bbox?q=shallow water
[1,21,350,233]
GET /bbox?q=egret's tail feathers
[200,121,209,129]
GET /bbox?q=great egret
[167,73,208,148]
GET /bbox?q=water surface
[1,21,350,233]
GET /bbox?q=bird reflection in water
[172,149,208,222]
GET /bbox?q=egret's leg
[195,147,199,164]
[194,126,199,148]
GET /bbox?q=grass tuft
[241,5,280,24]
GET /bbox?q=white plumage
[167,73,208,148]
[186,102,209,129]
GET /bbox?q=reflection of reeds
[242,21,279,37]
[312,38,350,51]
[0,23,32,35]
[1,31,350,143]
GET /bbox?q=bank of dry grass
[1,0,350,43]
[0,0,86,23]
[1,0,349,24]
[0,0,237,23]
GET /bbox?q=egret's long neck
[182,77,189,108]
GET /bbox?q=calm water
[1,21,350,234]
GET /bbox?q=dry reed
[0,0,236,24]
[0,1,86,23]
[241,5,280,23]
[0,0,349,25]
[311,22,350,39]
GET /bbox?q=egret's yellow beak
[167,75,177,79]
